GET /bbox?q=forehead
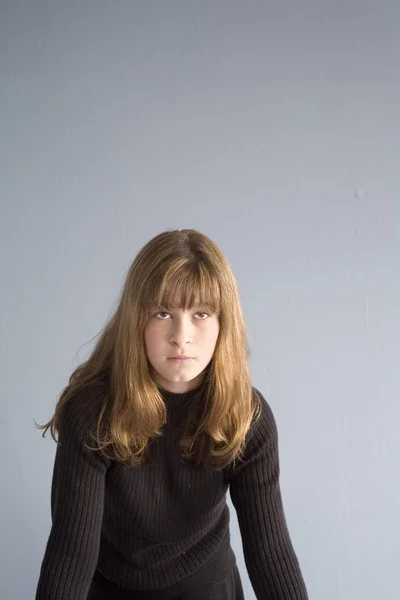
[147,292,218,313]
[154,300,214,310]
[145,270,221,313]
[154,288,216,307]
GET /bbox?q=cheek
[205,324,219,350]
[144,325,155,349]
[212,322,220,340]
[144,323,164,347]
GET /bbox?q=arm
[35,387,109,600]
[229,389,308,600]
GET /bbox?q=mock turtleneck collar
[157,380,206,402]
[155,383,206,431]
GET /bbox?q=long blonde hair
[36,228,262,470]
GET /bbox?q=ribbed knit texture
[35,380,308,600]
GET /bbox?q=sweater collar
[157,381,206,403]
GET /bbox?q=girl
[35,228,309,600]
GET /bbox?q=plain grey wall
[1,1,399,599]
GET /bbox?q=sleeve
[229,388,309,600]
[35,387,110,600]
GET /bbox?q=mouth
[168,357,193,361]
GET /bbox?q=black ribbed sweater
[35,381,308,600]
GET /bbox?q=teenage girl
[35,228,309,600]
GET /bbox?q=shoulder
[229,387,279,475]
[250,386,279,443]
[58,379,109,449]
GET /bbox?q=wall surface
[1,2,399,599]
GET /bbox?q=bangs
[146,261,221,315]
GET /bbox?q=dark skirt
[87,547,244,600]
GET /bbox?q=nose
[169,315,192,347]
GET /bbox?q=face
[144,301,220,394]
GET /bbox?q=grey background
[1,1,399,599]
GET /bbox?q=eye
[154,311,210,320]
[196,312,210,319]
[155,312,171,319]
